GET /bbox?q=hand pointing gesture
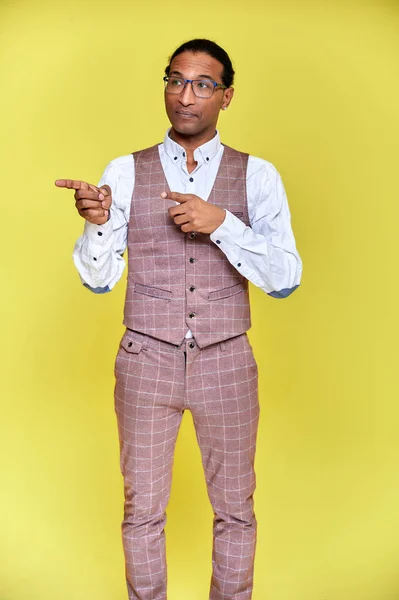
[161,191,225,234]
[55,179,112,225]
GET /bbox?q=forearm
[73,211,127,292]
[210,210,302,298]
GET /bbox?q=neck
[169,127,217,164]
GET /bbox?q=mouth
[176,110,198,119]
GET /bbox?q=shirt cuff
[210,210,247,247]
[84,215,114,245]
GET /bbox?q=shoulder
[247,155,282,182]
[104,154,134,173]
[104,143,161,172]
[222,144,282,181]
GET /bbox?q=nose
[178,81,196,106]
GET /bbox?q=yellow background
[1,0,398,598]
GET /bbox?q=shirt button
[216,239,221,244]
[189,177,194,182]
[97,231,103,236]
[206,157,209,161]
[174,156,177,160]
[189,286,196,292]
[189,257,196,264]
[189,232,196,239]
[93,257,97,261]
[128,342,132,347]
[183,152,186,157]
[237,263,242,267]
[189,312,196,318]
[189,342,195,349]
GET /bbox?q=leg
[186,334,260,600]
[114,331,185,600]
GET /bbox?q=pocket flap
[208,283,244,301]
[120,334,144,354]
[134,282,172,300]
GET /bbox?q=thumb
[98,184,112,209]
[99,184,112,196]
[98,184,112,202]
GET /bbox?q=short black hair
[165,39,235,88]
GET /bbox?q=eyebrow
[169,70,215,80]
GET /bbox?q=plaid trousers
[114,329,260,600]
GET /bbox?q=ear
[221,87,234,111]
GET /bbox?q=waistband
[122,329,246,353]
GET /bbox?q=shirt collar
[163,128,221,166]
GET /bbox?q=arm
[72,158,132,293]
[209,158,302,298]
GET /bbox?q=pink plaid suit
[114,145,260,599]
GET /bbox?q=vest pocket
[208,282,244,301]
[133,282,172,300]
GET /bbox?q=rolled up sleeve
[210,159,302,298]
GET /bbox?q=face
[164,51,234,142]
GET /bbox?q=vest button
[189,232,196,239]
[189,342,195,349]
[189,312,196,318]
[189,286,196,292]
[189,257,196,263]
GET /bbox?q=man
[55,39,302,600]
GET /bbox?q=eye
[197,80,213,89]
[170,78,183,86]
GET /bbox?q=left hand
[161,191,225,234]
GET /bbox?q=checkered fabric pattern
[123,144,252,348]
[114,330,259,600]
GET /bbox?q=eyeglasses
[163,76,227,98]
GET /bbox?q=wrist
[213,207,226,232]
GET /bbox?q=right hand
[55,179,112,225]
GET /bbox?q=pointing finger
[161,191,189,203]
[55,179,89,190]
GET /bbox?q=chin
[171,122,199,136]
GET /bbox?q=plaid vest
[123,143,251,348]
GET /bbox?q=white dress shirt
[73,129,302,303]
